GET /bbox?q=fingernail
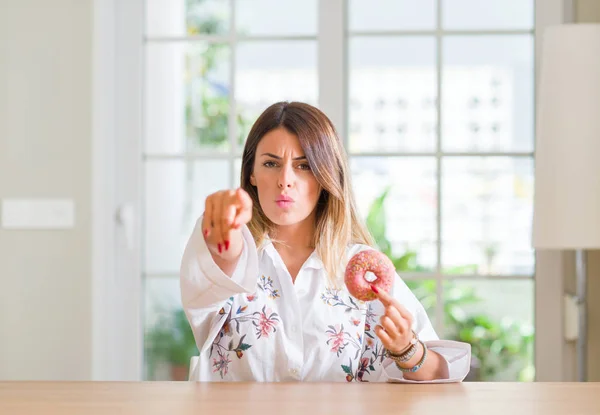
[225,240,230,251]
[218,243,222,254]
[370,285,379,294]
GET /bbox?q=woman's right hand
[202,188,253,259]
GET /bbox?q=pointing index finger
[237,188,252,208]
[371,284,393,306]
[371,284,414,323]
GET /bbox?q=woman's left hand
[370,285,415,354]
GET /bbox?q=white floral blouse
[181,219,471,383]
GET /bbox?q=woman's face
[250,127,321,227]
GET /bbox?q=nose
[277,164,295,189]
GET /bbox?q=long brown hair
[240,101,374,285]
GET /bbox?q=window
[141,0,536,382]
[142,0,319,381]
[347,0,535,382]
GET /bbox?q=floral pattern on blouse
[209,282,281,379]
[258,275,280,299]
[325,324,362,358]
[320,287,386,381]
[320,287,364,312]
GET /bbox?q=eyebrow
[261,152,307,160]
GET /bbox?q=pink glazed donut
[344,250,395,301]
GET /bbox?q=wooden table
[1,382,599,414]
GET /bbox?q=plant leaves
[365,186,392,255]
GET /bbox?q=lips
[276,195,294,203]
[276,195,294,208]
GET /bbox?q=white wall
[0,0,92,380]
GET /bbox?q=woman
[181,101,470,382]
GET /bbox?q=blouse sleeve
[380,275,472,383]
[179,217,259,359]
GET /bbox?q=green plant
[145,308,198,379]
[365,187,426,272]
[364,187,535,381]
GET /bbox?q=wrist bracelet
[386,330,419,363]
[394,340,428,373]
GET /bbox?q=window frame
[93,0,572,381]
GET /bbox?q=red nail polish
[218,243,222,254]
[371,285,379,294]
[225,240,230,251]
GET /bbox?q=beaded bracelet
[385,330,419,363]
[395,340,428,373]
[387,341,418,363]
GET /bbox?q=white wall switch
[1,198,75,230]
[564,293,580,342]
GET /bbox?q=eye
[298,163,311,171]
[263,161,277,168]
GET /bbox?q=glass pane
[349,0,436,31]
[442,35,534,152]
[443,279,534,382]
[405,279,438,328]
[441,157,534,275]
[351,157,437,271]
[145,43,230,154]
[144,160,231,274]
[349,37,437,153]
[443,0,534,30]
[236,41,318,145]
[146,0,230,37]
[236,0,317,36]
[144,277,196,381]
